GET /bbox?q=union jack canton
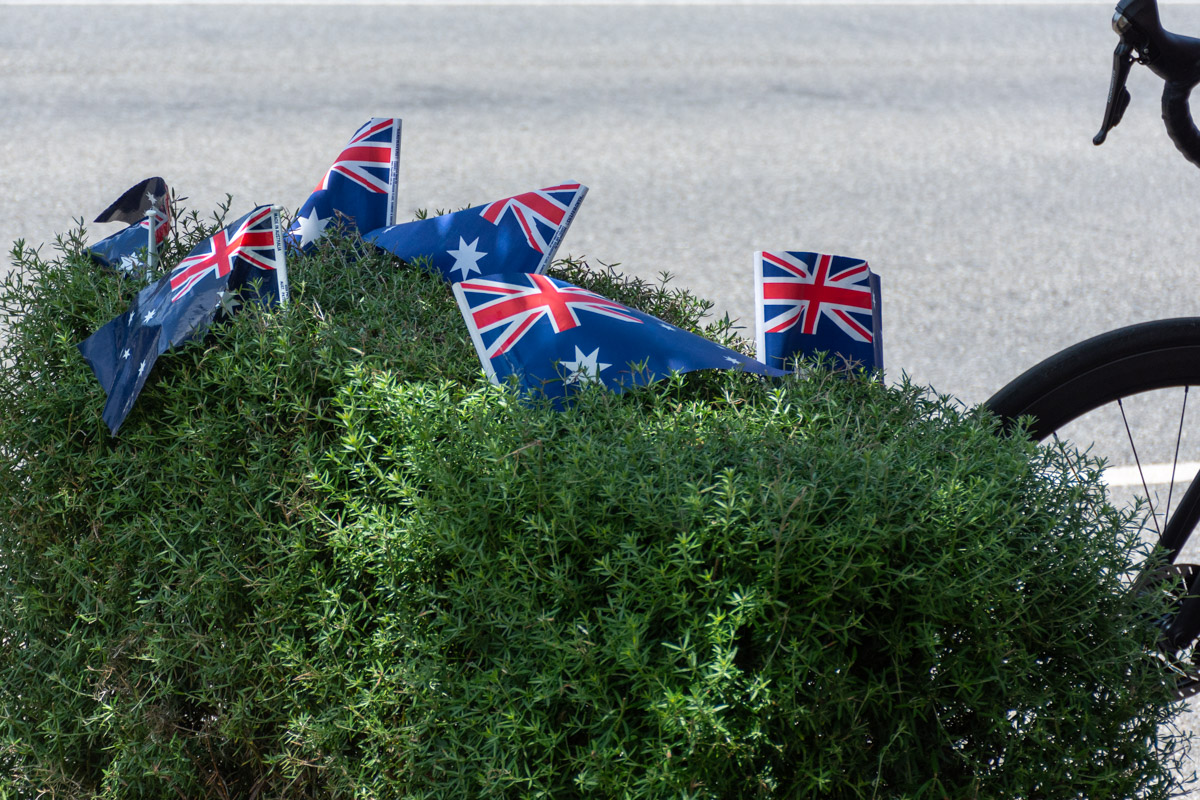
[754,251,883,373]
[454,272,785,406]
[172,205,288,306]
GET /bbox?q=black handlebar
[1097,0,1200,168]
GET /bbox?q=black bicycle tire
[986,317,1200,440]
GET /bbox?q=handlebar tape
[1162,79,1200,168]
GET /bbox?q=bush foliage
[0,209,1189,799]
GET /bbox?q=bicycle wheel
[987,317,1200,697]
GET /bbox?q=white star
[117,254,144,275]
[447,236,488,279]
[560,346,610,386]
[142,309,156,323]
[215,291,241,315]
[293,210,331,248]
[121,348,131,360]
[724,356,742,365]
[137,360,146,377]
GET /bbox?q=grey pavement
[6,1,1200,791]
[10,2,1200,410]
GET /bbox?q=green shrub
[0,211,1188,799]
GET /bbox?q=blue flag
[453,272,786,405]
[88,224,158,273]
[87,177,171,272]
[286,118,401,250]
[754,251,883,373]
[364,182,587,281]
[78,205,287,434]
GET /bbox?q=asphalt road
[11,1,1200,409]
[7,1,1200,785]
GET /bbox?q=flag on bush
[365,182,587,281]
[287,118,401,250]
[754,250,883,372]
[87,177,171,272]
[78,205,287,434]
[453,271,785,405]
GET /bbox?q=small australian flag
[87,177,171,272]
[453,271,785,406]
[365,183,587,281]
[78,205,288,434]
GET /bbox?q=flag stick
[271,206,289,307]
[145,207,159,276]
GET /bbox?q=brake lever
[1095,42,1136,145]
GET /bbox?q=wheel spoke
[1119,397,1161,537]
[1166,386,1190,525]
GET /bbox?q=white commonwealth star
[293,210,331,248]
[561,346,611,386]
[142,309,156,323]
[447,236,488,279]
[117,254,144,275]
[215,290,241,316]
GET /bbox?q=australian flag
[87,177,171,272]
[754,251,883,373]
[364,183,587,281]
[78,205,287,434]
[287,118,401,250]
[453,272,786,405]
